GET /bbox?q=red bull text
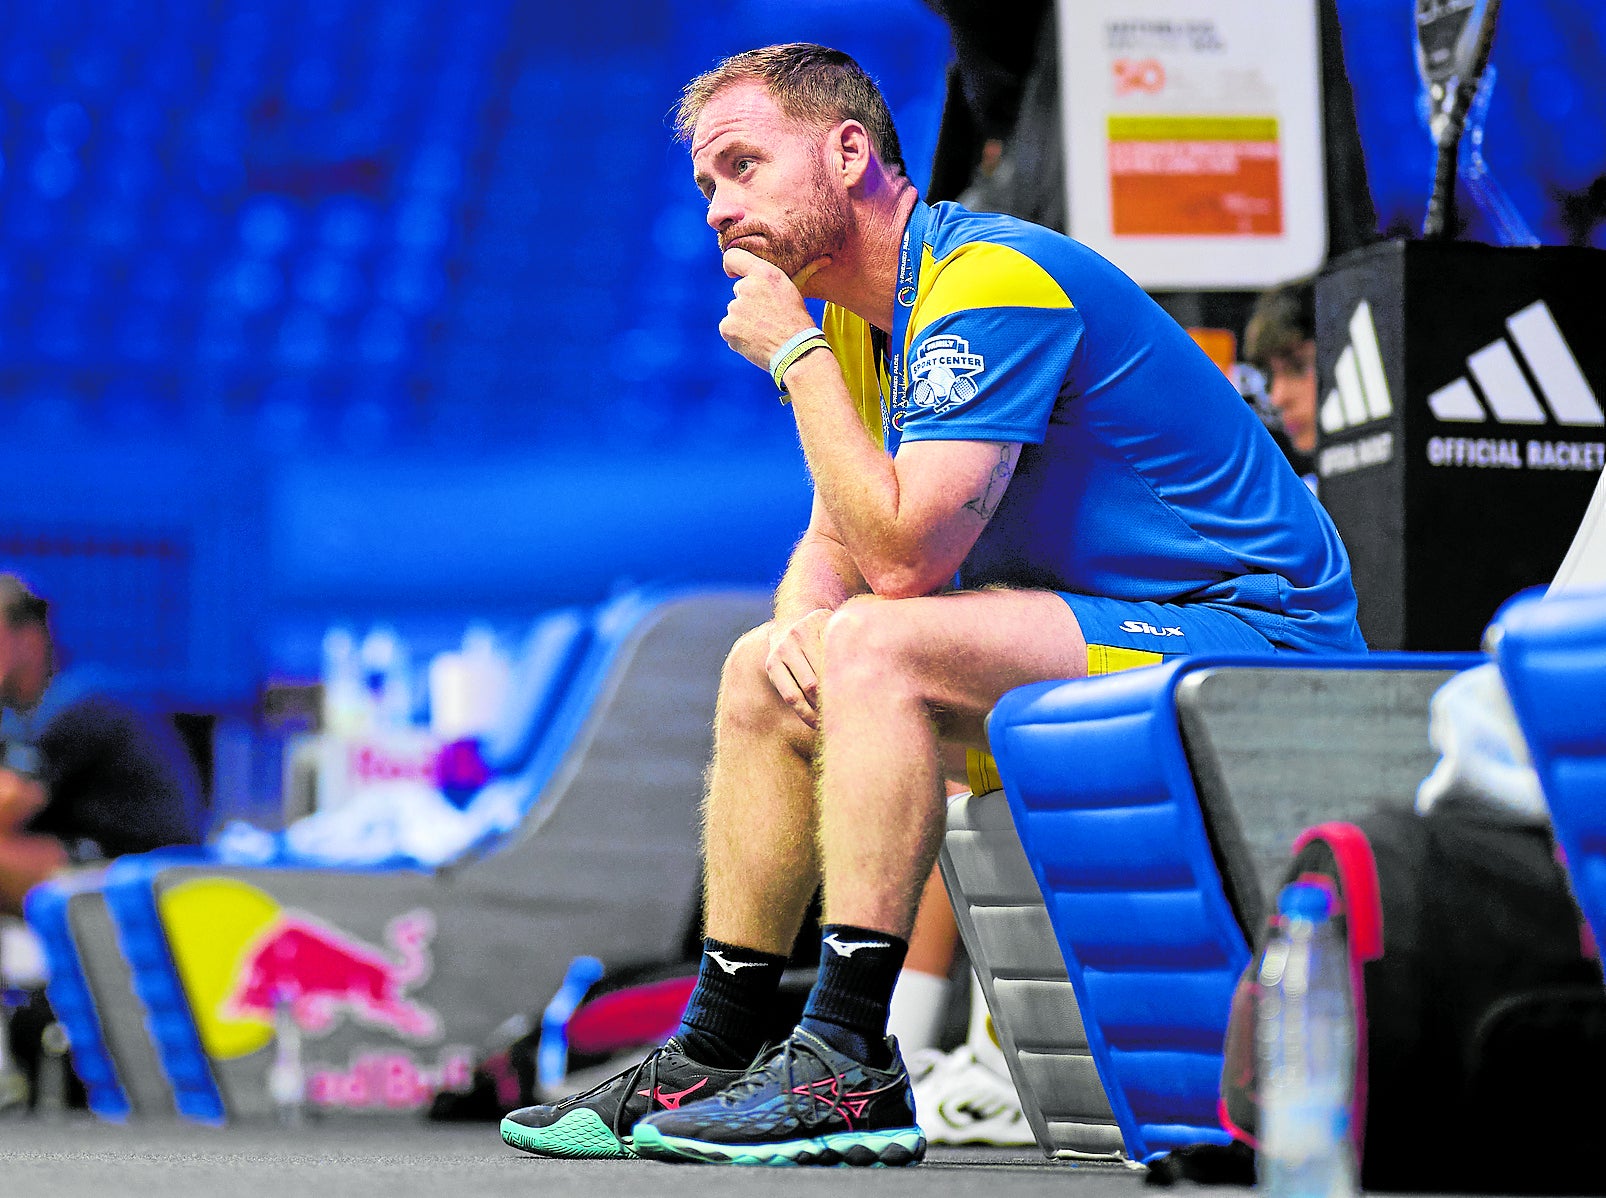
[307,1047,474,1110]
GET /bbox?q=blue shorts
[966,592,1279,796]
[1055,593,1276,674]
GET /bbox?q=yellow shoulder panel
[823,303,886,448]
[908,241,1073,345]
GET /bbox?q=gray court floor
[1,1115,1151,1198]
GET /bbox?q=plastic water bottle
[1257,883,1357,1198]
[358,625,413,729]
[320,626,368,735]
[269,991,307,1125]
[35,1021,71,1114]
[459,623,511,737]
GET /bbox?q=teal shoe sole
[632,1122,925,1167]
[500,1108,638,1160]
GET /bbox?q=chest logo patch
[910,333,985,414]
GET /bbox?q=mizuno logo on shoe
[636,1079,708,1110]
[1425,299,1604,428]
[822,933,890,957]
[788,1075,892,1127]
[705,950,763,974]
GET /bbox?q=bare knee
[716,623,814,752]
[822,596,919,701]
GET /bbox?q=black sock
[798,924,908,1068]
[675,938,788,1069]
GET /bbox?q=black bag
[1209,801,1606,1194]
[4,988,88,1112]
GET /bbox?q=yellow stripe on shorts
[966,643,1164,796]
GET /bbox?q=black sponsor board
[1315,239,1606,649]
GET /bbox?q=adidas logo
[1319,299,1394,435]
[1426,300,1604,427]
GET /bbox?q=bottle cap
[1278,881,1333,921]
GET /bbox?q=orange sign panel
[1187,328,1238,378]
[1108,115,1283,237]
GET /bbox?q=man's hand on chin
[719,249,832,371]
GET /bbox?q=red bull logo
[158,878,444,1061]
[228,910,441,1041]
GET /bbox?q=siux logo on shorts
[1119,620,1184,637]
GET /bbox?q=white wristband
[768,327,828,388]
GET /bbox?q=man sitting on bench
[501,42,1366,1168]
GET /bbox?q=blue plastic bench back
[987,650,1478,1162]
[1493,587,1606,950]
[478,607,593,775]
[990,659,1248,1162]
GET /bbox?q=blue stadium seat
[1492,587,1606,949]
[980,650,1477,1160]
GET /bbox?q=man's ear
[832,119,874,189]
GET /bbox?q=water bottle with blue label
[1257,882,1357,1198]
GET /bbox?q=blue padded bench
[983,651,1477,1161]
[1494,587,1606,948]
[27,588,767,1122]
[20,600,606,1123]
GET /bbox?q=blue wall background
[1333,0,1606,245]
[0,0,950,707]
[4,0,1603,711]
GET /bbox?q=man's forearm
[774,529,866,626]
[781,353,906,584]
[0,768,48,837]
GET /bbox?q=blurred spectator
[0,575,204,914]
[925,0,1062,229]
[1243,276,1319,480]
[925,0,1375,257]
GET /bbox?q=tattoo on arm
[962,445,1019,522]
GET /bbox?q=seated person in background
[1243,276,1319,482]
[0,575,205,915]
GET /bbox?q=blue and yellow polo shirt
[821,200,1364,655]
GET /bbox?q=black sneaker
[631,1028,926,1167]
[500,1039,747,1160]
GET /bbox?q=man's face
[0,621,49,710]
[1267,339,1318,454]
[0,621,20,708]
[691,81,851,281]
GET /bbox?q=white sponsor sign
[1056,0,1326,288]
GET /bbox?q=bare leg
[815,590,1088,937]
[700,624,822,954]
[905,860,960,976]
